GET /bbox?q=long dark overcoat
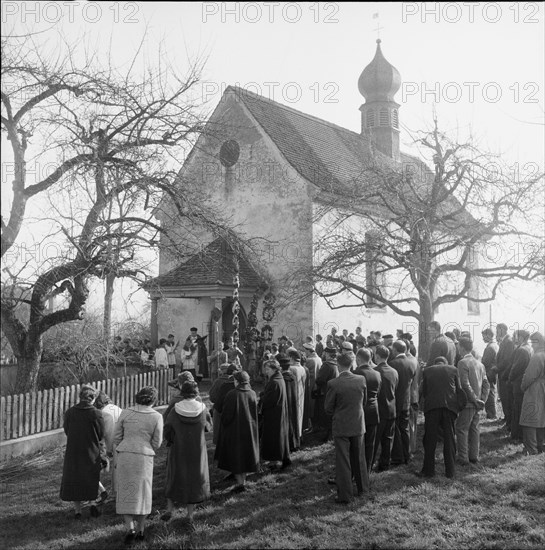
[215,383,260,473]
[281,370,300,451]
[164,404,212,504]
[314,360,338,429]
[259,371,290,462]
[60,402,104,501]
[209,374,233,444]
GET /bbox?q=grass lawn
[1,406,544,549]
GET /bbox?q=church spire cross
[373,13,383,39]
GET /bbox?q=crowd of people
[60,321,545,544]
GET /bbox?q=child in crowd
[155,339,169,369]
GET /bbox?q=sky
[1,1,544,322]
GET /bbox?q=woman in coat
[520,332,545,455]
[278,354,300,452]
[259,359,291,470]
[209,363,236,445]
[215,370,260,491]
[60,385,105,519]
[93,391,122,510]
[163,380,212,526]
[114,386,163,545]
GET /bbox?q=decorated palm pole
[232,262,240,347]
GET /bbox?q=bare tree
[302,121,544,361]
[1,33,233,392]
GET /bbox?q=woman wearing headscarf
[163,381,212,527]
[259,359,291,470]
[113,386,163,545]
[60,385,105,519]
[164,371,199,420]
[214,370,260,491]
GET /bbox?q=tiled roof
[143,238,265,290]
[229,86,479,231]
[227,85,384,193]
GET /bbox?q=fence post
[53,387,60,429]
[63,385,70,421]
[0,395,5,442]
[119,378,125,410]
[30,390,37,434]
[6,395,12,440]
[36,391,42,434]
[12,394,19,440]
[24,392,30,437]
[59,387,65,430]
[47,389,54,431]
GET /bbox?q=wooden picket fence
[0,368,174,442]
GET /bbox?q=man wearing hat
[325,353,369,504]
[341,341,357,371]
[303,342,322,431]
[313,345,339,441]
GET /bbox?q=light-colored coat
[289,363,307,438]
[457,354,490,407]
[520,350,545,428]
[113,406,163,515]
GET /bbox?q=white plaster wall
[311,204,544,356]
[154,91,315,346]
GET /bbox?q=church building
[143,40,487,359]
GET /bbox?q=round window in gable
[219,140,240,167]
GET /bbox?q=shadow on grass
[1,410,544,549]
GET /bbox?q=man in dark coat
[313,346,339,441]
[509,330,533,443]
[259,359,291,469]
[354,347,381,473]
[373,345,399,472]
[279,354,300,452]
[417,356,461,478]
[325,353,369,504]
[427,321,457,367]
[389,340,417,465]
[60,385,105,518]
[496,323,515,430]
[215,371,260,491]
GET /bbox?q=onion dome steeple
[358,40,401,162]
[358,39,401,102]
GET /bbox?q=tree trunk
[103,273,116,373]
[418,294,434,364]
[13,339,43,393]
[103,273,115,340]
